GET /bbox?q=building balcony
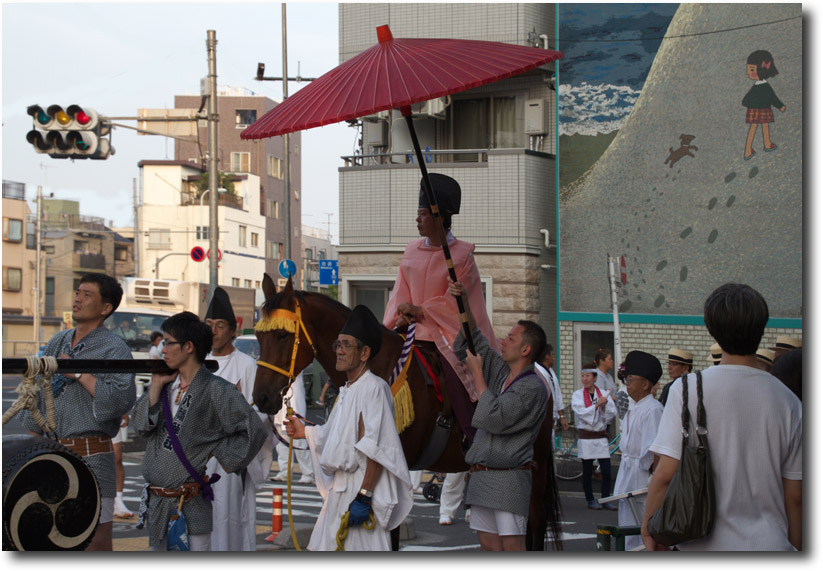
[73,252,107,272]
[179,189,244,210]
[340,148,491,169]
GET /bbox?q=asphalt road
[2,377,620,551]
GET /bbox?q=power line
[560,15,800,44]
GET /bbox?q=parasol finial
[376,25,393,43]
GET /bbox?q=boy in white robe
[612,350,663,550]
[204,287,274,551]
[285,305,413,551]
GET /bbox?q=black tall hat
[624,350,662,384]
[205,287,237,329]
[419,173,461,217]
[339,305,382,357]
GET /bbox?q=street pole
[282,4,292,270]
[207,30,219,299]
[33,185,42,345]
[133,178,139,278]
[607,254,623,368]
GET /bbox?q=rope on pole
[2,355,57,433]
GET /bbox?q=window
[3,218,23,242]
[147,229,171,250]
[305,248,313,260]
[74,240,89,252]
[235,109,257,128]
[266,199,280,219]
[268,156,283,179]
[278,242,284,260]
[450,95,521,159]
[318,249,326,260]
[2,267,22,291]
[26,221,36,249]
[230,152,251,173]
[255,280,261,288]
[266,240,277,259]
[232,277,240,287]
[115,247,129,261]
[244,279,252,288]
[44,244,55,254]
[196,226,211,240]
[251,232,259,247]
[239,225,247,247]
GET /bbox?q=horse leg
[391,525,399,551]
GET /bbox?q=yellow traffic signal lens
[56,110,71,125]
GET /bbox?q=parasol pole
[402,111,477,355]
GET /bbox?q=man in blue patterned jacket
[22,273,136,550]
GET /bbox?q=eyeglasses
[162,340,182,348]
[332,340,361,352]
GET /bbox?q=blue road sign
[279,259,297,279]
[319,259,339,286]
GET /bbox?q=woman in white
[572,361,617,510]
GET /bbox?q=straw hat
[667,348,693,366]
[707,342,722,365]
[756,348,775,367]
[770,335,801,352]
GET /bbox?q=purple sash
[160,384,220,501]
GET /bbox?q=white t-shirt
[649,365,802,551]
[148,344,162,359]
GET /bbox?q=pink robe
[383,236,499,400]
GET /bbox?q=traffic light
[26,104,113,159]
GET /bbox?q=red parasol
[242,25,563,352]
[241,25,562,139]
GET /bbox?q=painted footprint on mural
[742,50,786,161]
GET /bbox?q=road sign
[191,246,206,262]
[319,260,339,286]
[207,248,222,261]
[278,259,297,278]
[62,311,73,329]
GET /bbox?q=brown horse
[252,274,563,550]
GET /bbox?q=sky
[1,0,353,243]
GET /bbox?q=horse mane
[261,288,352,321]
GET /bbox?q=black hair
[150,331,163,343]
[704,283,769,356]
[517,320,547,364]
[161,311,214,363]
[771,347,801,401]
[594,349,612,365]
[79,273,123,318]
[747,50,778,80]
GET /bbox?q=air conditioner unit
[364,119,387,147]
[411,97,448,119]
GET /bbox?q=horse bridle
[254,299,317,400]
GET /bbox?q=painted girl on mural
[742,50,786,161]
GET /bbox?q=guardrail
[341,148,490,167]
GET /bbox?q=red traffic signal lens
[75,110,91,125]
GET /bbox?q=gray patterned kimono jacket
[132,366,268,547]
[21,326,136,498]
[454,327,549,517]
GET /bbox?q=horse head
[252,274,318,414]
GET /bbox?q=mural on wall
[559,3,802,318]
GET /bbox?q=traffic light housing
[26,104,113,159]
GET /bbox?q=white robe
[206,348,274,551]
[304,370,413,551]
[571,387,616,459]
[613,393,663,550]
[273,371,314,477]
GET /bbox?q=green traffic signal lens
[36,110,50,125]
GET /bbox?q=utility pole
[207,30,219,299]
[133,178,139,277]
[282,4,292,269]
[33,185,43,345]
